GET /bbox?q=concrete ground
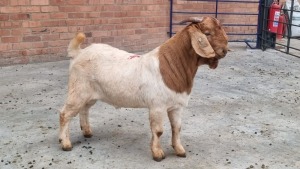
[0,44,299,169]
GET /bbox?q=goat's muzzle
[215,47,228,59]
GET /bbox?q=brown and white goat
[59,16,228,161]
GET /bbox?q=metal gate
[169,0,261,49]
[169,0,300,57]
[260,0,300,58]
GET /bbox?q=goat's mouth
[215,53,225,59]
[215,47,228,59]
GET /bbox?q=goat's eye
[204,32,211,36]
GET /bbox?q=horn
[179,17,203,25]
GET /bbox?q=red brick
[77,6,97,12]
[31,0,49,5]
[68,13,85,18]
[21,6,40,13]
[0,14,9,21]
[92,31,111,37]
[26,48,49,56]
[86,13,100,18]
[11,28,31,35]
[32,28,50,34]
[50,27,68,33]
[22,21,41,28]
[50,13,67,19]
[41,6,59,12]
[135,29,148,34]
[101,36,114,43]
[59,6,79,12]
[41,20,67,27]
[84,25,100,31]
[0,7,21,13]
[23,36,41,42]
[32,42,48,48]
[0,0,9,6]
[67,0,89,5]
[89,0,101,4]
[66,19,92,26]
[2,36,21,43]
[0,21,21,28]
[31,13,49,20]
[0,30,11,36]
[101,0,114,4]
[100,12,114,17]
[10,0,30,6]
[59,33,75,40]
[49,0,65,5]
[68,26,84,33]
[102,5,121,11]
[42,34,59,41]
[10,13,30,20]
[0,43,12,51]
[12,42,32,50]
[48,40,68,47]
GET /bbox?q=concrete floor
[0,44,299,169]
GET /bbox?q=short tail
[67,32,86,58]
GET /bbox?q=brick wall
[0,0,259,66]
[0,0,170,65]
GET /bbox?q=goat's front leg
[168,108,186,157]
[149,109,165,162]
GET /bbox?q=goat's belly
[99,94,147,109]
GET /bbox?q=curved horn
[179,17,203,25]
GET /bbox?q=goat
[59,16,228,162]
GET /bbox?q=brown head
[180,16,229,61]
[158,16,228,94]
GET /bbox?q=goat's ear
[188,26,216,58]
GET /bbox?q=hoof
[62,146,72,151]
[61,140,73,151]
[152,149,166,162]
[153,155,165,162]
[177,153,186,158]
[83,134,93,138]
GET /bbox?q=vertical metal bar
[286,0,295,54]
[261,0,268,50]
[256,0,264,49]
[216,0,219,18]
[169,0,173,38]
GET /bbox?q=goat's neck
[158,29,199,94]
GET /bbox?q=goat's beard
[207,58,219,69]
[197,57,219,69]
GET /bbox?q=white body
[70,44,189,110]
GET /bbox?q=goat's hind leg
[168,108,186,157]
[59,102,81,151]
[79,100,96,138]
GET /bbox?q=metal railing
[260,0,300,58]
[169,0,261,48]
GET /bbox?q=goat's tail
[67,32,86,58]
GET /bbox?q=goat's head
[180,17,229,66]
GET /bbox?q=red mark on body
[128,55,140,59]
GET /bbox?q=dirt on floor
[0,43,299,169]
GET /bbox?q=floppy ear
[188,26,216,58]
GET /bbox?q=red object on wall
[277,14,285,39]
[268,2,281,33]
